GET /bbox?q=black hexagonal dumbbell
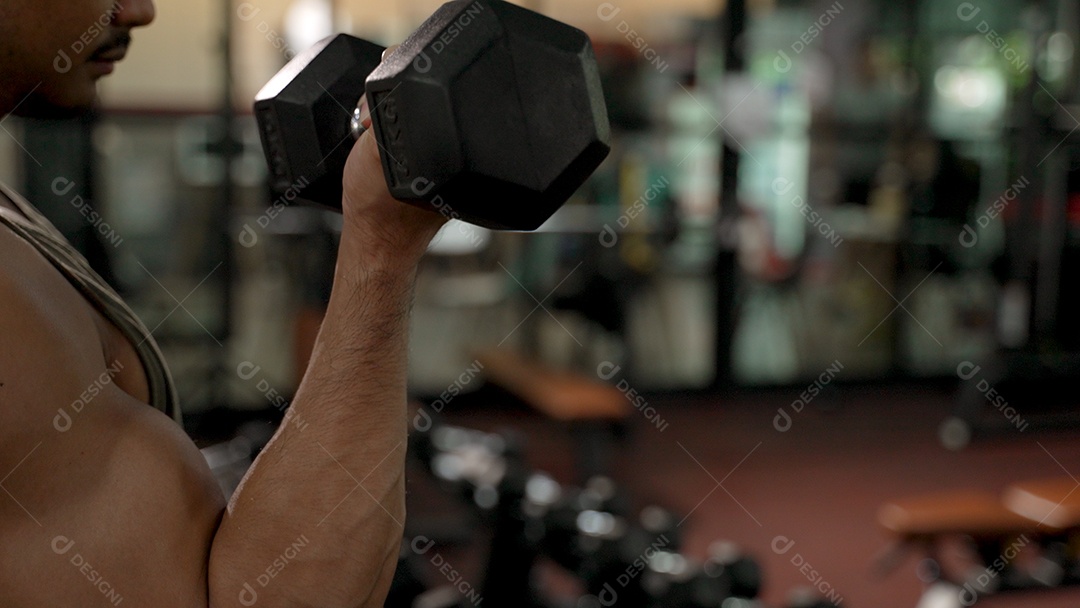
[255,0,611,231]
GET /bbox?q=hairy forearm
[208,250,421,608]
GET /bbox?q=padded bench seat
[1004,477,1080,530]
[474,349,629,421]
[878,490,1063,541]
[474,349,629,481]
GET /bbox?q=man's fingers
[356,94,372,131]
[347,129,389,199]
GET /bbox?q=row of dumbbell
[409,423,841,608]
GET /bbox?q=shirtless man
[0,1,446,606]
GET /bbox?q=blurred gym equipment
[878,476,1080,606]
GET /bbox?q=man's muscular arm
[0,132,446,607]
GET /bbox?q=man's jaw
[3,32,133,118]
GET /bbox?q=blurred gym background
[3,0,1080,606]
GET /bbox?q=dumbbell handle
[350,102,367,141]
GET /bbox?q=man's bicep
[0,387,225,607]
[0,228,225,606]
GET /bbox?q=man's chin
[13,79,99,119]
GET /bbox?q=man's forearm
[208,253,421,608]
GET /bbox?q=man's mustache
[90,32,132,60]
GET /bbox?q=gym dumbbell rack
[399,421,836,608]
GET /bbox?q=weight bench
[876,489,1064,580]
[879,489,1057,541]
[474,348,629,481]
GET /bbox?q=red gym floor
[418,384,1080,608]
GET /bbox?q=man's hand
[340,110,447,269]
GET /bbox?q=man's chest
[0,191,152,405]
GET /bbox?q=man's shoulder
[0,219,101,346]
[0,221,109,427]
